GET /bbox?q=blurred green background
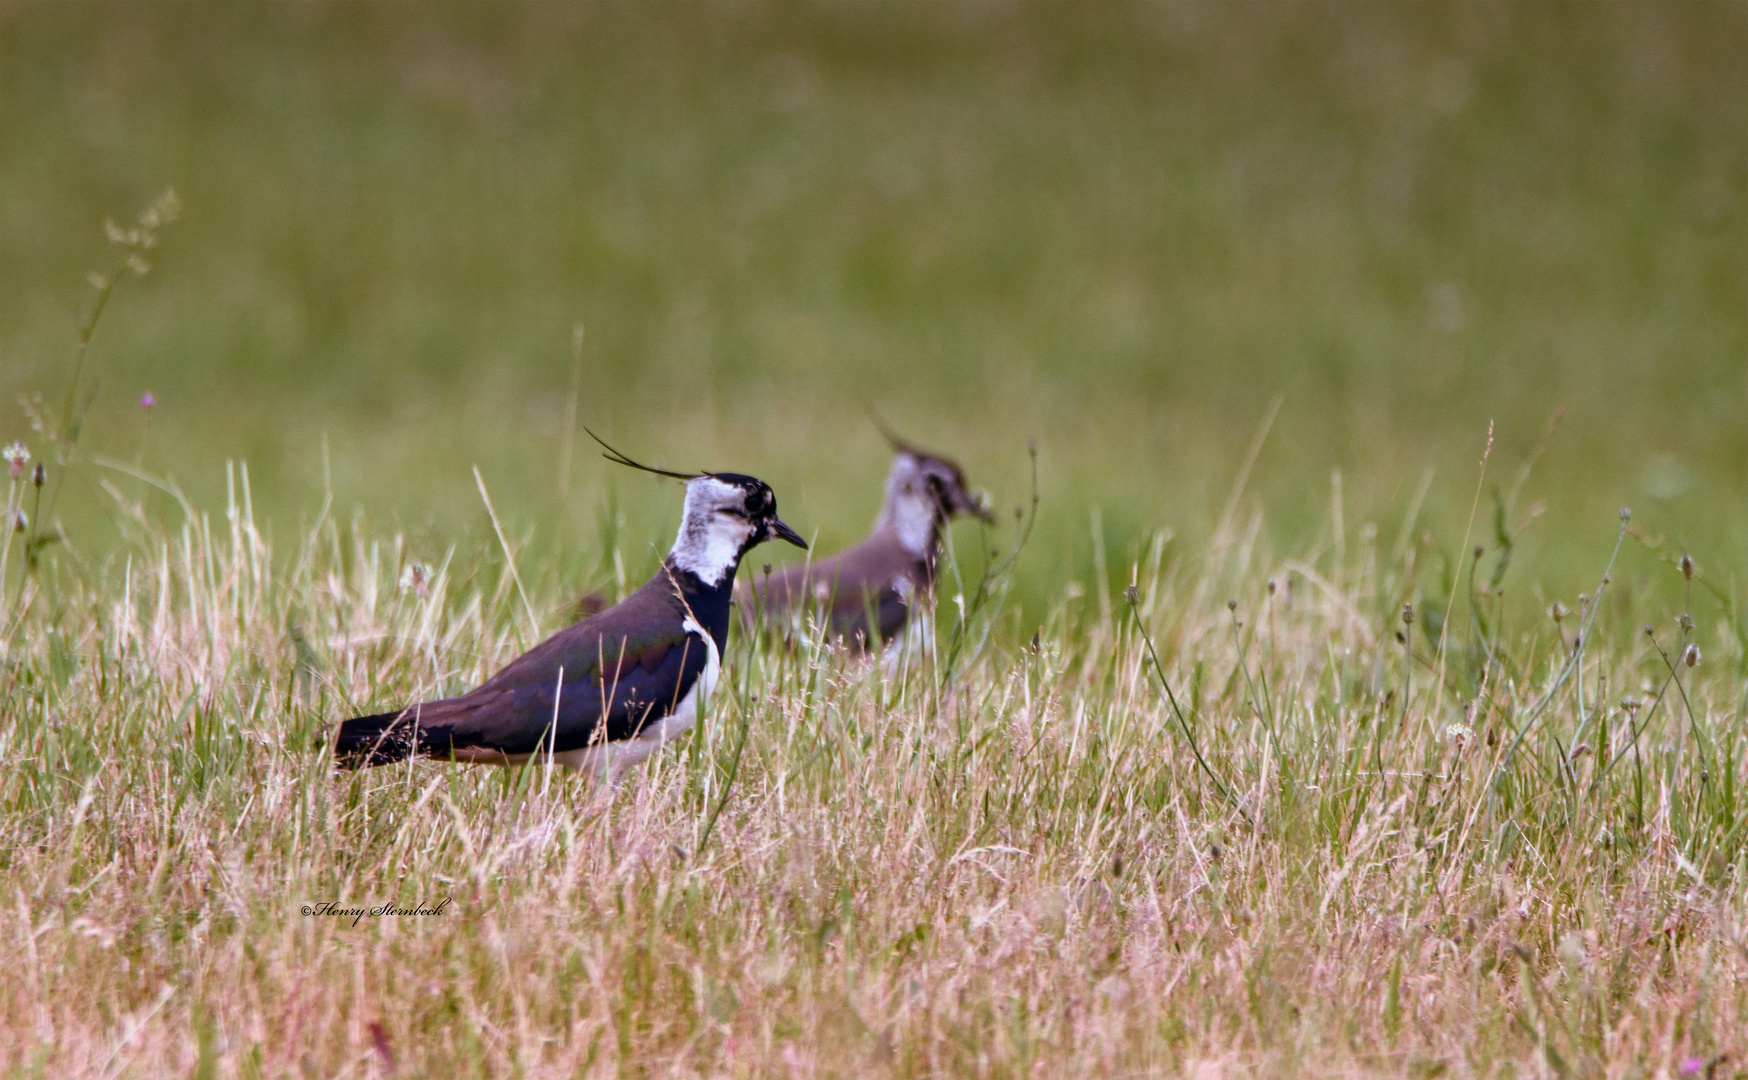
[3,2,1746,624]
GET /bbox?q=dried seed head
[1643,624,1655,637]
[1678,613,1693,631]
[1619,507,1632,522]
[397,561,431,598]
[1473,544,1485,559]
[762,564,772,576]
[1226,598,1237,612]
[1570,743,1591,762]
[31,463,45,488]
[1680,555,1694,580]
[1122,584,1140,605]
[1684,644,1701,667]
[1549,601,1567,623]
[3,441,26,481]
[1266,577,1277,596]
[1401,603,1415,626]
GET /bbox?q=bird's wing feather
[478,574,684,689]
[430,631,708,754]
[752,539,923,644]
[426,573,709,755]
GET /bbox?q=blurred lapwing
[746,427,990,648]
[334,432,805,777]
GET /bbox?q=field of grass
[4,3,1748,1077]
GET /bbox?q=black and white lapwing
[745,430,990,647]
[333,433,806,777]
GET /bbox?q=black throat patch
[664,560,737,653]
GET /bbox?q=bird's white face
[668,474,806,585]
[670,477,761,586]
[878,451,991,557]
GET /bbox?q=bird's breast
[681,615,722,704]
[641,618,720,747]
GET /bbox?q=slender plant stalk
[1128,596,1251,825]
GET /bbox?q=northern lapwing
[333,433,806,777]
[745,431,990,648]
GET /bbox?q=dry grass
[2,468,1743,1079]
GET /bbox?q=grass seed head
[1684,644,1700,667]
[1680,554,1694,579]
[398,561,431,598]
[3,441,26,480]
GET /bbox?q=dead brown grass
[1,476,1744,1079]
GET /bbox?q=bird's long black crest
[585,427,705,481]
[866,407,919,456]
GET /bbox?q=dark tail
[333,708,424,769]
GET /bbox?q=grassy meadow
[4,3,1748,1076]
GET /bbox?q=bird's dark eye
[744,489,771,515]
